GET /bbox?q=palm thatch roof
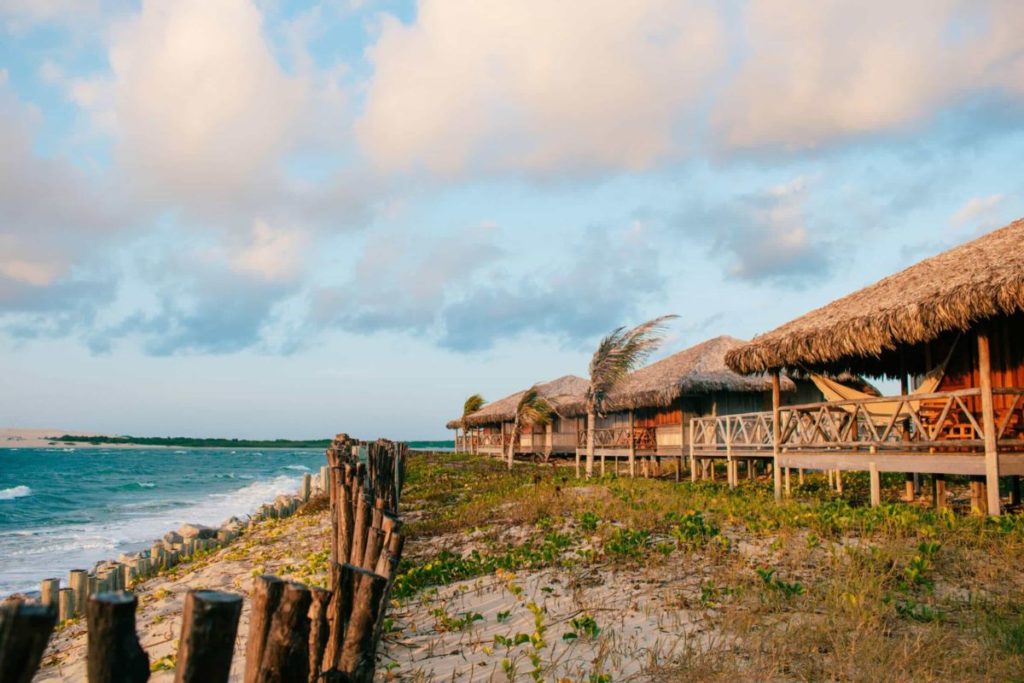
[561,336,794,416]
[450,375,589,428]
[726,217,1024,377]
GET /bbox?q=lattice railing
[690,388,1024,455]
[576,426,657,450]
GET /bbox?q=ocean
[0,447,326,596]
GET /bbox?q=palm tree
[584,315,678,478]
[460,394,486,453]
[507,386,552,470]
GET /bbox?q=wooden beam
[627,410,636,478]
[869,461,880,507]
[978,328,1002,516]
[772,372,782,503]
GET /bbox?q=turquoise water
[0,447,326,596]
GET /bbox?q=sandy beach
[0,429,136,450]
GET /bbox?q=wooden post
[836,470,843,495]
[725,418,735,489]
[933,474,946,510]
[544,422,553,461]
[300,473,312,502]
[978,328,1002,516]
[627,410,636,478]
[901,360,914,502]
[256,582,312,683]
[244,575,285,683]
[689,422,697,483]
[869,460,880,507]
[784,465,791,495]
[86,592,149,683]
[798,468,804,486]
[338,571,389,683]
[308,587,332,683]
[678,403,685,483]
[772,372,782,502]
[175,591,242,683]
[0,599,58,683]
[70,570,88,615]
[58,589,74,621]
[904,473,915,503]
[323,563,358,670]
[40,579,59,608]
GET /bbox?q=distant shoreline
[0,429,454,451]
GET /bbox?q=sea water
[0,447,326,596]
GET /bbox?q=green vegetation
[393,450,1024,681]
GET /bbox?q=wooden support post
[0,598,58,683]
[725,422,735,489]
[933,474,946,510]
[905,473,915,503]
[784,466,791,495]
[678,406,685,483]
[175,591,242,683]
[869,461,880,507]
[86,592,149,683]
[772,372,782,503]
[256,582,312,683]
[827,469,834,489]
[836,470,843,495]
[971,476,988,516]
[627,410,636,478]
[978,328,1002,516]
[244,575,285,683]
[798,468,805,486]
[689,426,697,483]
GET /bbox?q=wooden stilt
[628,410,636,478]
[784,467,791,496]
[836,470,843,495]
[905,473,915,503]
[978,328,1002,516]
[869,461,880,507]
[933,474,947,510]
[771,372,782,502]
[798,468,805,486]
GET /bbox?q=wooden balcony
[576,426,656,451]
[689,388,1024,475]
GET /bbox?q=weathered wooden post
[308,587,332,683]
[174,591,242,683]
[69,569,89,614]
[0,598,58,683]
[869,458,880,507]
[772,372,783,502]
[256,583,312,683]
[58,588,75,621]
[244,575,285,683]
[978,327,1002,516]
[40,578,60,608]
[86,592,150,683]
[301,473,312,502]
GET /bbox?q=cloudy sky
[2,0,1023,439]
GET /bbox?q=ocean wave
[283,465,311,472]
[137,482,156,489]
[0,485,31,501]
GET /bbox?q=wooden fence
[0,433,406,683]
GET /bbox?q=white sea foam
[0,485,31,500]
[0,474,301,596]
[283,464,311,472]
[137,482,156,489]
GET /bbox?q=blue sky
[2,0,1023,439]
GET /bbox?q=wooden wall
[935,312,1024,412]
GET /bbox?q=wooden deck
[689,387,1024,474]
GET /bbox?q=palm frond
[515,387,552,427]
[587,315,678,412]
[461,393,486,430]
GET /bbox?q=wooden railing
[690,388,1024,456]
[576,426,657,450]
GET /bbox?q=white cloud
[357,0,725,175]
[714,0,1024,152]
[96,0,308,204]
[229,221,310,283]
[950,193,1007,231]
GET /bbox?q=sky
[1,0,1023,440]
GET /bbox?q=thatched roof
[726,217,1024,377]
[561,336,794,416]
[450,375,589,428]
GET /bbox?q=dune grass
[392,451,1024,681]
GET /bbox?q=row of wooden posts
[0,436,406,682]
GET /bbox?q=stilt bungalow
[711,217,1024,515]
[561,336,821,480]
[449,375,588,459]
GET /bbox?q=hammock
[808,338,958,421]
